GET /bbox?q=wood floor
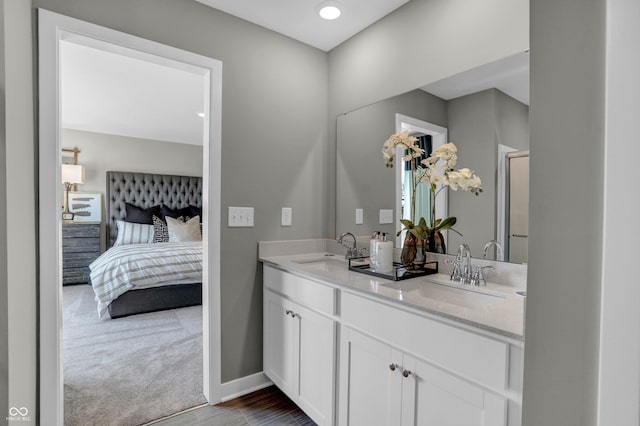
[148,385,317,426]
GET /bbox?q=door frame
[37,9,222,424]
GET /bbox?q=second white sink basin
[382,280,504,308]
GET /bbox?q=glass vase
[425,229,446,254]
[401,232,418,269]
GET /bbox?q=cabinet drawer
[341,291,508,391]
[264,266,335,315]
[62,238,100,252]
[63,251,100,268]
[62,223,100,239]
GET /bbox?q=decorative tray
[348,257,438,281]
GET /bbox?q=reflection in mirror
[336,52,529,263]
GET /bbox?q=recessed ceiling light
[317,1,342,20]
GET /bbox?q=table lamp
[61,164,85,220]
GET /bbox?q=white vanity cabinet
[338,291,522,426]
[339,327,507,426]
[263,266,336,426]
[261,263,523,426]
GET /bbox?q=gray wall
[0,1,9,423]
[336,89,447,238]
[3,0,36,420]
[61,129,203,251]
[495,89,530,151]
[523,0,605,425]
[447,89,529,256]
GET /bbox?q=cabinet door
[339,327,402,426]
[263,290,295,394]
[294,303,335,425]
[401,355,507,426]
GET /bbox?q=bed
[89,171,203,319]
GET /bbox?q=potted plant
[383,132,482,268]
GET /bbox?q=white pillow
[114,220,155,246]
[166,215,202,242]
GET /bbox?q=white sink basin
[293,256,346,272]
[381,280,504,308]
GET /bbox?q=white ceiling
[61,39,206,146]
[194,0,411,51]
[421,51,529,105]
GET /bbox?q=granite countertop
[260,251,525,342]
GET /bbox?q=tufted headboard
[106,171,202,247]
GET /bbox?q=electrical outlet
[355,208,363,225]
[379,209,394,224]
[281,207,292,226]
[228,206,254,227]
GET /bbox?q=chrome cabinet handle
[389,363,397,371]
[285,309,293,316]
[402,369,411,378]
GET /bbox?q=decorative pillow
[161,205,192,223]
[184,215,204,235]
[166,215,201,242]
[113,220,155,246]
[189,205,202,218]
[125,203,161,224]
[152,215,170,243]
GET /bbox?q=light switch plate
[355,208,363,225]
[379,209,394,224]
[228,206,254,227]
[281,207,292,226]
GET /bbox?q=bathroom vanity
[260,239,525,426]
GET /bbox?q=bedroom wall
[61,128,203,251]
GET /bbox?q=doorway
[38,9,222,424]
[394,114,448,248]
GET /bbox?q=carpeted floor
[63,285,207,426]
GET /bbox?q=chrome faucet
[449,244,472,284]
[460,244,472,284]
[482,240,504,261]
[338,232,363,259]
[470,265,495,286]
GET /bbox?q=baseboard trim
[220,371,273,402]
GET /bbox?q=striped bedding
[89,242,202,319]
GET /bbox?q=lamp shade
[61,164,85,185]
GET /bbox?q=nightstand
[62,222,100,285]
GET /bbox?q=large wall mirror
[336,52,529,263]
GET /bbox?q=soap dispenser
[370,232,381,271]
[376,232,394,273]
